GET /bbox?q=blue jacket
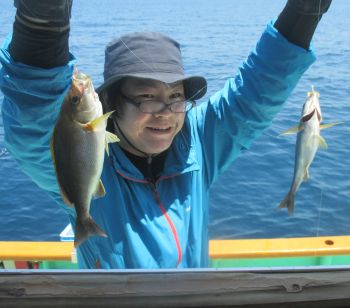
[0,23,316,269]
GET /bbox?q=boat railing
[1,235,350,269]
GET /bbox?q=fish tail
[74,216,108,247]
[278,192,295,215]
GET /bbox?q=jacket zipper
[115,169,183,267]
[151,182,183,267]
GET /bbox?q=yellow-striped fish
[279,86,341,215]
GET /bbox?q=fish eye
[71,96,80,105]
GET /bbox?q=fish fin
[84,110,116,132]
[278,192,295,215]
[304,168,310,181]
[93,180,106,199]
[106,131,120,143]
[105,140,110,156]
[305,133,321,148]
[50,134,74,208]
[105,140,109,156]
[105,131,120,156]
[318,135,328,150]
[74,216,108,247]
[320,121,344,130]
[279,124,303,136]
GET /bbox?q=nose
[153,104,173,117]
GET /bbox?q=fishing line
[179,126,191,152]
[314,0,334,243]
[315,188,324,238]
[317,0,322,24]
[120,38,157,75]
[117,0,326,154]
[118,37,230,102]
[112,116,154,163]
[312,188,324,258]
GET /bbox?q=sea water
[0,0,349,241]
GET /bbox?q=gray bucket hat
[96,32,207,101]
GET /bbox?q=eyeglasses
[120,93,195,114]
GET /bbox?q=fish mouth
[73,71,91,83]
[72,73,93,94]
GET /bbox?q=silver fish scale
[53,117,105,210]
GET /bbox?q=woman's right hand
[13,0,73,31]
[9,0,73,68]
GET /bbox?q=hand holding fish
[278,86,342,215]
[283,0,332,15]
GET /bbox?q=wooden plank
[1,268,350,307]
[209,236,350,259]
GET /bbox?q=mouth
[146,126,172,134]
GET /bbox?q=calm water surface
[1,0,349,241]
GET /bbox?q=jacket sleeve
[0,34,76,203]
[196,22,316,186]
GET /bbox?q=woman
[0,0,331,268]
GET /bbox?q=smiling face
[113,77,187,156]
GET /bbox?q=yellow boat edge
[1,235,350,262]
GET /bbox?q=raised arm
[0,1,75,198]
[9,0,72,68]
[197,0,332,186]
[274,0,332,50]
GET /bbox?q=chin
[146,141,172,155]
[150,146,171,155]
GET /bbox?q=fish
[51,71,119,247]
[278,86,341,215]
